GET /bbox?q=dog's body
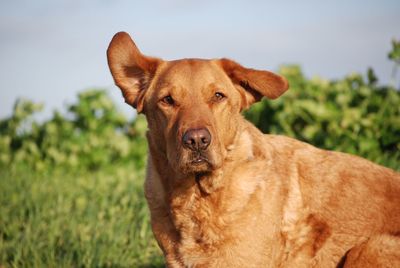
[145,124,400,267]
[107,32,400,267]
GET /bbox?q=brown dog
[107,32,400,267]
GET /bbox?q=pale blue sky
[1,0,399,119]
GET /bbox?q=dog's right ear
[107,32,161,113]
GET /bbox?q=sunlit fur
[108,32,400,268]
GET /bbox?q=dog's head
[107,32,288,175]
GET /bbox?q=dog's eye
[161,95,175,106]
[214,92,226,101]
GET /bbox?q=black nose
[182,128,211,151]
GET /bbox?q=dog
[107,32,400,267]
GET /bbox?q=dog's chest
[170,187,232,246]
[168,173,283,267]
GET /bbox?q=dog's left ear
[220,58,289,110]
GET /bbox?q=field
[0,166,164,267]
[0,60,399,267]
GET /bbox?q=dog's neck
[194,122,262,194]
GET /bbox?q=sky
[1,0,399,119]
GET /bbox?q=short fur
[107,32,400,267]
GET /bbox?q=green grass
[0,165,164,268]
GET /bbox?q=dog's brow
[204,82,227,95]
[156,81,172,89]
[206,83,221,90]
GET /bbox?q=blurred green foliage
[1,72,398,173]
[245,66,400,170]
[0,61,399,267]
[0,90,148,172]
[388,39,400,88]
[388,39,400,64]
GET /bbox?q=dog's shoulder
[262,132,399,179]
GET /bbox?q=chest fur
[167,165,285,266]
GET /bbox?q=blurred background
[0,1,399,267]
[1,0,399,119]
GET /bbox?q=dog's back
[262,133,400,266]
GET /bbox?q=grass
[1,161,398,268]
[0,165,164,268]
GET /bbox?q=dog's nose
[182,128,211,151]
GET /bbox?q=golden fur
[107,32,400,267]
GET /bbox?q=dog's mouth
[191,154,209,165]
[184,151,213,173]
[172,142,222,175]
[190,152,211,166]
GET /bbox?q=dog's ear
[107,32,161,113]
[220,58,289,110]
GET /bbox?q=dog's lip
[191,155,209,165]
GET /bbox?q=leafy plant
[388,39,400,87]
[245,65,400,170]
[0,90,148,172]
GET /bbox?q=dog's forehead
[156,59,228,87]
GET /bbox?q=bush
[0,68,398,172]
[0,90,148,172]
[245,66,400,170]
